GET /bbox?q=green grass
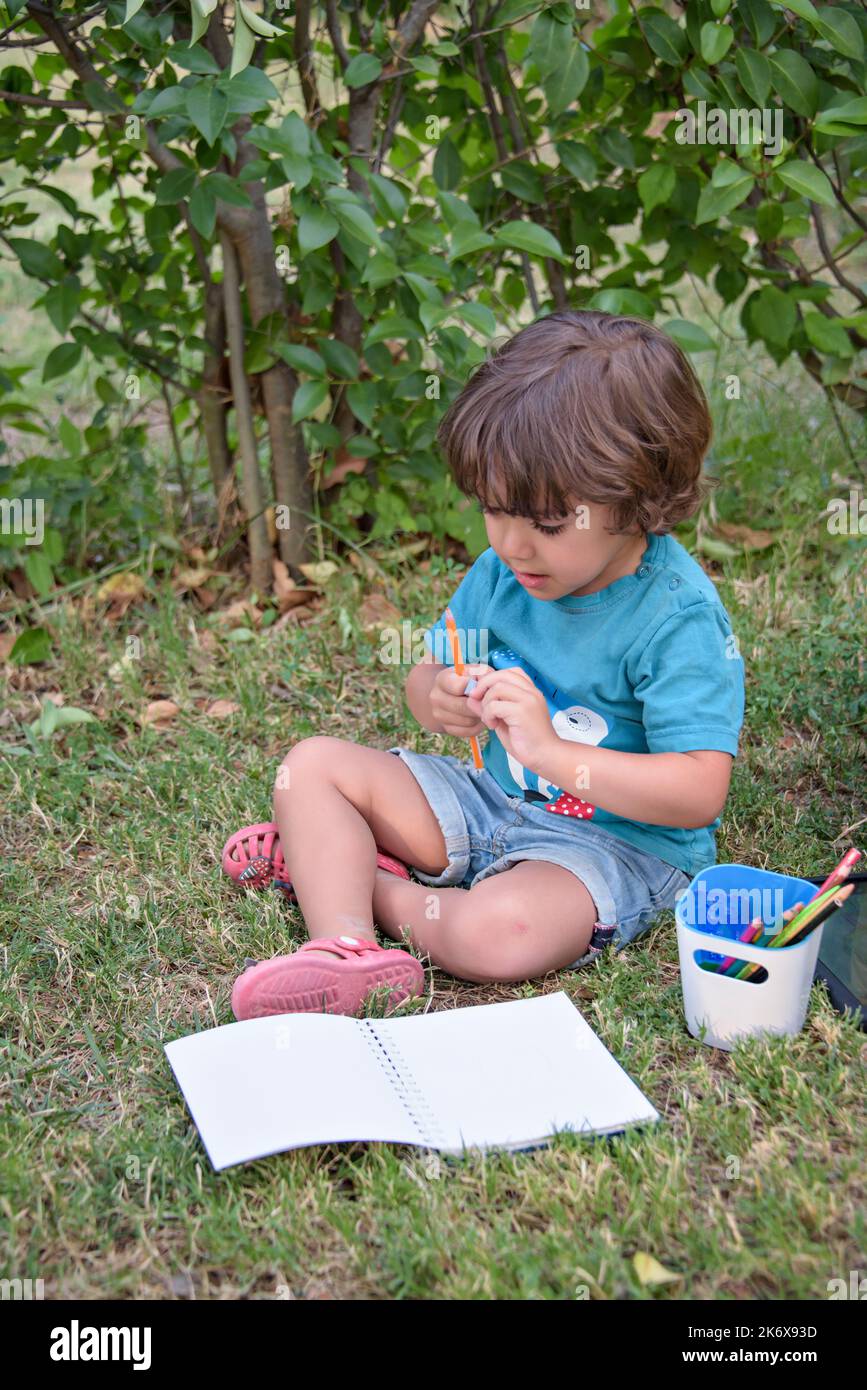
[1,492,865,1300]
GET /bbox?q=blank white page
[165,1013,421,1169]
[370,992,660,1154]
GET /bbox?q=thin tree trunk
[219,228,272,592]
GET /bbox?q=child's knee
[438,888,535,982]
[273,735,339,797]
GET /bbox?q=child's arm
[533,741,733,829]
[405,653,489,737]
[467,667,735,828]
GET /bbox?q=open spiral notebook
[165,991,660,1170]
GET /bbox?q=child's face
[481,498,647,599]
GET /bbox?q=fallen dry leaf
[272,559,318,613]
[205,699,240,719]
[0,631,16,662]
[321,446,368,491]
[633,1252,681,1287]
[214,599,263,627]
[358,593,402,631]
[715,522,777,551]
[97,570,146,618]
[140,699,180,729]
[174,565,214,589]
[298,560,338,586]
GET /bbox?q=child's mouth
[513,570,548,589]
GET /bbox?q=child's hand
[431,663,492,737]
[466,667,557,773]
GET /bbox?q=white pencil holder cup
[675,863,824,1052]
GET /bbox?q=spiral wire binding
[360,1020,448,1150]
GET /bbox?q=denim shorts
[388,747,692,969]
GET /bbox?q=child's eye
[532,521,567,536]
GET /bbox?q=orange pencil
[444,607,484,771]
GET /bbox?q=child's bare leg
[373,860,597,983]
[273,736,448,958]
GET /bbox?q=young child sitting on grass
[222,309,745,1020]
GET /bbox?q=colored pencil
[812,846,861,899]
[771,883,854,949]
[736,883,855,981]
[728,903,803,979]
[444,607,484,771]
[717,913,765,974]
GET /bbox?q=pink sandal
[221,821,411,900]
[231,935,426,1020]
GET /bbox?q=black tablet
[807,873,867,1028]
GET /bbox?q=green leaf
[10,627,51,665]
[218,66,281,112]
[368,172,408,222]
[641,9,688,64]
[735,48,771,107]
[776,160,836,207]
[155,167,197,203]
[42,341,82,382]
[769,50,818,117]
[588,287,655,317]
[188,181,217,237]
[186,82,228,144]
[147,86,190,118]
[202,172,253,207]
[662,319,715,352]
[638,163,676,216]
[123,0,147,19]
[363,314,421,347]
[697,535,740,561]
[700,21,733,64]
[756,200,784,242]
[752,284,796,348]
[555,141,596,185]
[769,0,818,23]
[803,312,853,357]
[7,238,64,281]
[695,170,754,224]
[55,706,98,728]
[814,8,863,60]
[544,42,589,115]
[42,278,80,335]
[237,0,284,38]
[326,197,384,251]
[344,435,378,457]
[814,98,867,135]
[409,55,440,78]
[497,161,541,205]
[432,138,464,191]
[297,207,339,255]
[449,224,495,259]
[456,302,497,336]
[346,381,377,427]
[291,379,329,423]
[528,12,568,77]
[596,128,636,170]
[190,0,219,44]
[230,6,255,77]
[344,54,383,88]
[738,0,777,45]
[276,343,328,377]
[171,43,221,73]
[493,220,568,263]
[317,339,360,379]
[24,550,53,597]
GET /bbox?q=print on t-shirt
[485,647,609,820]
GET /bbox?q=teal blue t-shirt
[423,531,745,878]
